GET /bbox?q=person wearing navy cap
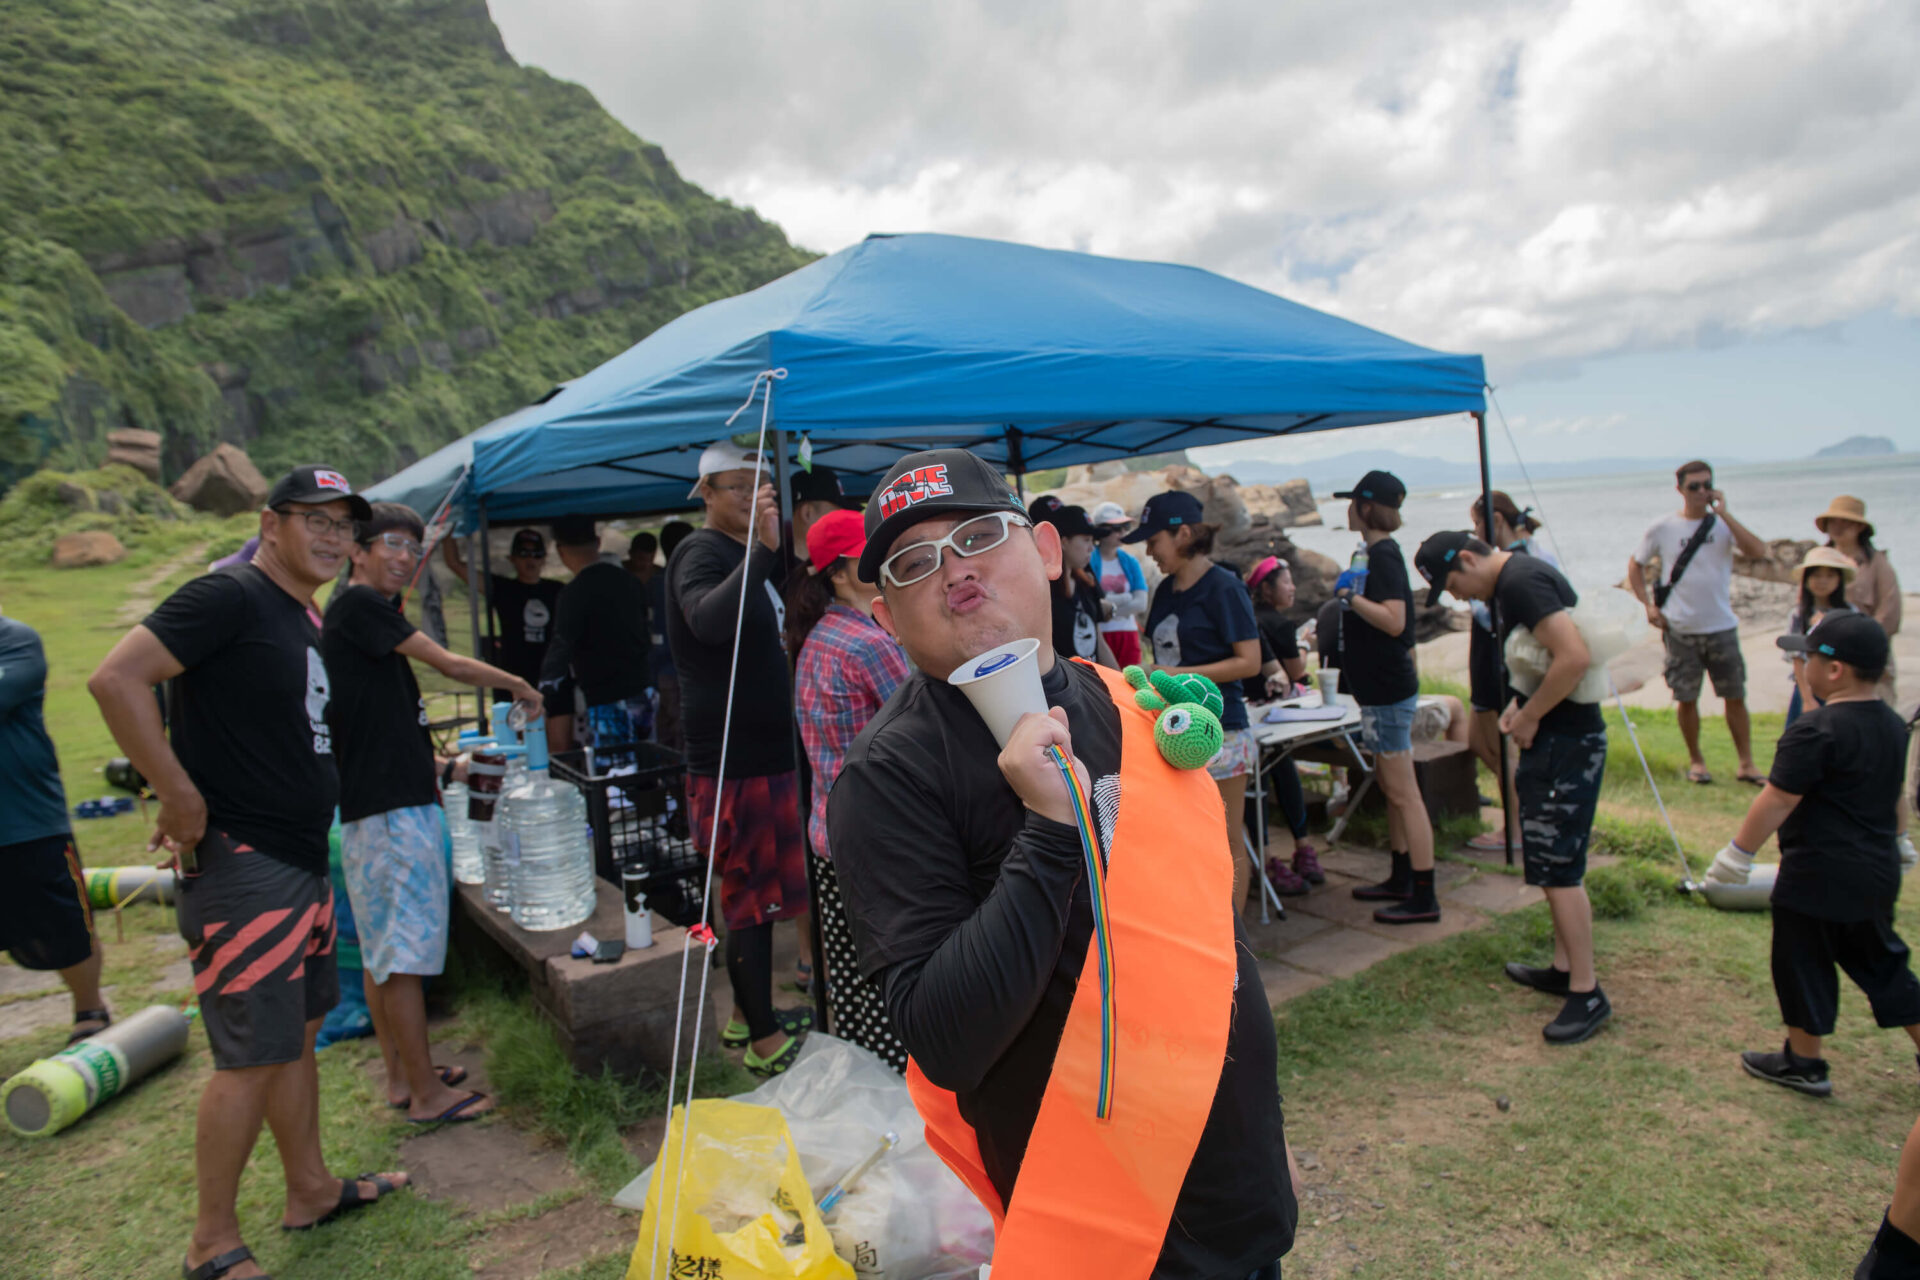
[1127,489,1266,916]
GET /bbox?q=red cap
[807,508,869,573]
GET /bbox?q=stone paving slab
[1282,927,1411,980]
[1257,959,1330,1005]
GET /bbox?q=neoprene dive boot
[1351,850,1413,901]
[1373,868,1441,924]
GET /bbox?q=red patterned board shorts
[684,771,809,931]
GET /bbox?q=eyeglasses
[370,532,424,558]
[1683,480,1713,492]
[275,508,355,539]
[881,512,1029,588]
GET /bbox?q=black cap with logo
[509,529,547,559]
[858,449,1027,584]
[1120,490,1205,544]
[267,465,371,521]
[1776,611,1890,675]
[1413,530,1478,606]
[791,463,863,510]
[1332,469,1407,509]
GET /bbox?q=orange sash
[907,660,1236,1278]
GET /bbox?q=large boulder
[51,531,126,568]
[1736,537,1815,585]
[106,428,164,481]
[170,444,269,516]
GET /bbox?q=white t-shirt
[1633,513,1738,635]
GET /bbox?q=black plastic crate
[551,744,710,929]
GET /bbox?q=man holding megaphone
[828,448,1296,1280]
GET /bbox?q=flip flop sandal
[1466,831,1515,852]
[744,1035,804,1079]
[1686,766,1714,785]
[405,1090,491,1126]
[721,1006,813,1050]
[386,1064,470,1108]
[1736,772,1767,787]
[67,1009,112,1045]
[183,1244,270,1279]
[282,1172,408,1231]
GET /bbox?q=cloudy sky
[489,0,1919,468]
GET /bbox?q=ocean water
[1286,454,1920,596]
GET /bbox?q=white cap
[687,441,772,500]
[1090,500,1129,529]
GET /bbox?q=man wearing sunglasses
[89,466,408,1280]
[322,501,538,1127]
[1628,459,1773,786]
[829,449,1296,1278]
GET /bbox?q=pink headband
[1247,555,1282,588]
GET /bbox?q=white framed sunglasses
[881,512,1030,588]
[369,532,424,558]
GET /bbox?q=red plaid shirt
[794,604,910,858]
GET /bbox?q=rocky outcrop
[170,444,269,516]
[106,428,164,481]
[51,531,127,567]
[1737,538,1817,585]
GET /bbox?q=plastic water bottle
[503,726,596,933]
[480,746,527,913]
[444,781,484,885]
[1351,544,1369,576]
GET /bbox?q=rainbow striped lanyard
[1046,743,1117,1120]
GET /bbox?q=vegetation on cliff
[1,0,814,491]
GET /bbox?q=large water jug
[480,747,527,912]
[444,781,484,885]
[503,727,595,933]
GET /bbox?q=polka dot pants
[808,852,907,1073]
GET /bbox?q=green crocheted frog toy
[1123,666,1225,770]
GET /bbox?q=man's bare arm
[88,627,203,854]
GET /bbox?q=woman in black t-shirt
[1040,504,1116,666]
[1332,471,1439,925]
[1126,490,1263,916]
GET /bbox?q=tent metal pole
[1008,428,1027,499]
[477,498,495,736]
[466,523,485,734]
[1475,410,1513,867]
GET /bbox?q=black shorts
[1771,904,1920,1037]
[0,833,94,970]
[1515,730,1608,888]
[177,828,339,1070]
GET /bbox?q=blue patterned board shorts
[339,804,452,984]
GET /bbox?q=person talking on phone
[1626,460,1772,787]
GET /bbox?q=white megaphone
[948,637,1048,748]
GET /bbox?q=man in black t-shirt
[829,448,1295,1277]
[1704,613,1920,1101]
[90,465,407,1279]
[665,442,811,1077]
[1417,530,1613,1045]
[540,515,652,755]
[323,502,536,1125]
[442,527,564,704]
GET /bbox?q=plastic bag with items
[619,1034,994,1280]
[1503,584,1648,705]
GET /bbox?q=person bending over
[831,449,1296,1278]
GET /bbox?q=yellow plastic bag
[628,1099,854,1280]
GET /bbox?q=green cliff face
[0,0,815,491]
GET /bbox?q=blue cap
[1121,490,1205,544]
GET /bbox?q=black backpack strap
[1652,513,1717,611]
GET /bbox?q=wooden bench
[453,881,716,1079]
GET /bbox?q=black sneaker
[1740,1042,1832,1097]
[1505,962,1571,995]
[1543,987,1611,1044]
[1352,851,1413,901]
[1374,869,1439,924]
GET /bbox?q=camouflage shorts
[1515,730,1608,888]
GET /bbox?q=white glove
[1705,842,1755,886]
[1898,832,1917,873]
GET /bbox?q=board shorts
[685,771,809,931]
[0,833,93,971]
[1360,694,1420,755]
[1515,730,1608,888]
[177,828,338,1070]
[1662,626,1746,702]
[1206,727,1260,781]
[1771,904,1920,1037]
[339,804,452,984]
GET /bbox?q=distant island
[1811,435,1896,459]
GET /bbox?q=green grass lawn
[2,552,1912,1278]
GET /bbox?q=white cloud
[490,0,1920,381]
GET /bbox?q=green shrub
[1586,860,1679,921]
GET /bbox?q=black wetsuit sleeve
[829,755,1087,1093]
[674,538,780,647]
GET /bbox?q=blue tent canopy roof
[368,232,1486,527]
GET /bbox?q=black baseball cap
[858,448,1026,584]
[1120,490,1204,544]
[509,529,547,558]
[1333,469,1407,509]
[1413,530,1478,606]
[1032,501,1098,539]
[791,464,863,510]
[1776,611,1890,675]
[267,465,371,521]
[1027,494,1066,526]
[550,514,598,548]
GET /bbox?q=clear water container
[503,730,596,933]
[444,781,484,885]
[481,747,527,913]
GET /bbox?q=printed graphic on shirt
[876,465,952,519]
[305,646,332,755]
[1072,606,1098,658]
[521,598,550,643]
[1152,612,1183,668]
[764,579,786,637]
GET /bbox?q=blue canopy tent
[368,232,1487,529]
